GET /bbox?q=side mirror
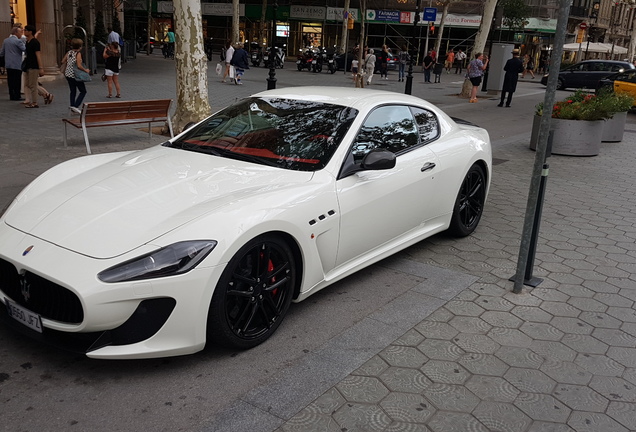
[360,149,396,171]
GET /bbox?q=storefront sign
[366,10,401,23]
[156,1,245,16]
[326,7,359,22]
[290,6,326,20]
[525,18,558,33]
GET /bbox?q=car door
[614,70,636,101]
[335,105,441,267]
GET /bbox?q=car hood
[6,146,313,259]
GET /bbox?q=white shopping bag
[215,63,222,75]
[229,66,235,79]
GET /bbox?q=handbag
[73,64,91,82]
[215,63,222,76]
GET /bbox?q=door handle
[421,162,436,172]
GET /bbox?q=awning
[563,42,628,54]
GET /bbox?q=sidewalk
[1,55,635,432]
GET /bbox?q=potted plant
[530,90,615,156]
[596,89,634,142]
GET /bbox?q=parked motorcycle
[296,48,313,71]
[326,47,337,74]
[136,36,154,54]
[250,42,263,67]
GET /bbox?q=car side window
[351,105,419,162]
[610,64,624,72]
[411,107,440,143]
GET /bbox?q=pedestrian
[22,25,45,108]
[423,50,434,83]
[165,27,175,59]
[61,38,90,113]
[0,26,25,101]
[365,48,376,85]
[455,49,466,74]
[498,48,524,107]
[103,41,121,98]
[107,26,120,44]
[467,52,488,103]
[397,45,409,82]
[433,61,443,83]
[351,58,359,81]
[222,40,234,83]
[230,43,249,85]
[430,48,437,63]
[378,45,389,79]
[522,54,535,79]
[445,50,455,73]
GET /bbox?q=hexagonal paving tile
[594,293,634,308]
[379,345,428,368]
[474,295,514,311]
[589,376,636,402]
[495,346,544,369]
[414,321,459,339]
[420,360,470,385]
[530,340,577,362]
[393,329,426,347]
[444,300,485,317]
[465,375,520,402]
[561,334,609,355]
[417,339,465,362]
[550,317,594,334]
[552,384,609,412]
[473,401,532,432]
[423,383,480,412]
[567,411,629,432]
[448,316,492,334]
[539,359,592,385]
[333,402,391,432]
[607,306,636,323]
[335,376,390,404]
[525,421,575,432]
[452,333,500,354]
[459,353,509,376]
[514,392,571,422]
[540,301,581,318]
[591,328,636,347]
[606,347,636,368]
[481,311,523,328]
[606,401,636,430]
[579,311,623,329]
[567,296,608,312]
[384,422,432,432]
[379,367,432,394]
[511,305,553,323]
[427,411,488,432]
[575,353,626,377]
[379,392,436,424]
[503,368,557,393]
[520,322,564,341]
[353,356,390,377]
[488,327,533,348]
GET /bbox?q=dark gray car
[541,60,635,90]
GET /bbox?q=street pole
[405,0,421,95]
[512,0,571,294]
[267,0,278,90]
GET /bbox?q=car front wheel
[557,78,566,90]
[448,164,486,237]
[207,235,296,349]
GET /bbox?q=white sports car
[0,87,491,359]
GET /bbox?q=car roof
[578,60,634,67]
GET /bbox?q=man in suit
[0,26,26,101]
[498,49,525,107]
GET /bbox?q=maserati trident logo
[23,245,34,256]
[20,278,31,303]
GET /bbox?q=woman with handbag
[61,38,90,113]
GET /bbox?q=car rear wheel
[207,235,296,349]
[557,78,566,90]
[448,164,486,237]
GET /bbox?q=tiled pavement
[1,55,636,432]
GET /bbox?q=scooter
[326,48,337,74]
[296,48,313,71]
[250,42,263,67]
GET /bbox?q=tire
[297,65,303,71]
[557,78,566,90]
[447,164,486,237]
[207,235,296,349]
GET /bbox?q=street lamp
[584,1,599,59]
[405,0,422,95]
[267,0,278,90]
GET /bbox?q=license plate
[5,298,42,333]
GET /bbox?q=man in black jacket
[498,49,525,107]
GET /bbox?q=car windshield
[166,97,357,171]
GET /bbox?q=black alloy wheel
[207,235,296,349]
[557,78,566,90]
[448,164,486,237]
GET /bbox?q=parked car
[0,87,491,359]
[597,68,636,105]
[541,60,635,90]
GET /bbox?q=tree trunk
[356,0,365,88]
[260,0,267,46]
[460,0,497,98]
[171,0,211,133]
[434,3,450,59]
[232,0,240,43]
[340,0,350,54]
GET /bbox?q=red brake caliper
[268,259,277,296]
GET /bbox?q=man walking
[498,48,524,107]
[0,26,26,101]
[455,49,466,74]
[107,26,120,44]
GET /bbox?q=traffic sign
[423,7,437,22]
[579,22,588,29]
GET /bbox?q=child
[351,58,359,81]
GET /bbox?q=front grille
[0,259,84,324]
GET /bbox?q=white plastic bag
[229,66,235,79]
[215,63,222,75]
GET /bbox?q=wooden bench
[62,99,174,154]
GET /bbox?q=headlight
[98,240,217,283]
